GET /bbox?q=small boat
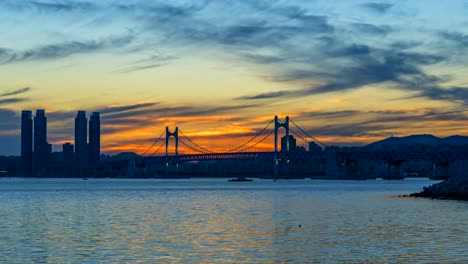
[228,177,253,182]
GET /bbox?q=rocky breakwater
[411,178,468,200]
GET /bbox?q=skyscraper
[281,135,296,152]
[75,111,88,163]
[88,112,100,162]
[63,143,74,163]
[309,141,322,152]
[34,109,49,173]
[21,110,33,176]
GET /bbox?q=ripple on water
[0,178,467,263]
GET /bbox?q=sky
[0,0,467,156]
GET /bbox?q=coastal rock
[411,178,468,200]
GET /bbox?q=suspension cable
[140,130,165,156]
[290,118,327,147]
[289,127,311,144]
[236,130,274,153]
[225,118,274,153]
[148,140,166,156]
[179,138,208,154]
[179,129,215,153]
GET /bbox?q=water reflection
[0,178,466,263]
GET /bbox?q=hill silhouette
[365,134,468,152]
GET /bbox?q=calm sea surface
[0,178,467,263]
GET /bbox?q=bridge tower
[165,127,179,176]
[274,116,290,153]
[274,116,290,178]
[165,126,179,158]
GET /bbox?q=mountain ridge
[365,134,468,151]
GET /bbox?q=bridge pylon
[165,127,180,176]
[274,116,290,178]
[165,126,179,158]
[274,116,289,153]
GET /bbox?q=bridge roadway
[138,151,326,164]
[137,151,468,164]
[342,151,468,163]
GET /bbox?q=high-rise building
[75,111,88,163]
[21,110,33,176]
[309,141,322,152]
[63,143,74,163]
[281,135,296,152]
[34,109,49,173]
[88,112,100,162]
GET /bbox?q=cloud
[113,62,168,74]
[0,87,31,105]
[0,98,28,105]
[0,35,133,64]
[99,102,159,114]
[0,108,19,133]
[410,86,468,106]
[29,1,94,12]
[0,87,31,97]
[351,23,392,35]
[297,110,361,119]
[136,1,334,52]
[0,108,21,155]
[113,54,176,74]
[291,108,468,138]
[102,103,261,121]
[237,40,460,104]
[237,91,292,100]
[439,31,468,47]
[360,3,394,14]
[1,0,96,12]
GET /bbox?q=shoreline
[409,178,468,201]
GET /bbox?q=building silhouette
[281,135,296,152]
[75,111,88,163]
[34,109,50,174]
[309,141,322,152]
[63,143,74,163]
[21,110,33,176]
[88,112,100,162]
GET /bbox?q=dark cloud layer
[102,103,261,122]
[0,87,31,97]
[0,87,31,106]
[1,1,465,106]
[0,108,19,132]
[360,3,393,14]
[2,0,95,12]
[0,98,28,105]
[0,1,467,154]
[0,35,132,64]
[99,102,159,114]
[294,108,468,138]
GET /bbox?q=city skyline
[1,0,467,155]
[20,109,100,176]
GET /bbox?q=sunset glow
[0,0,467,156]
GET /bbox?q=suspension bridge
[46,115,468,179]
[132,116,326,178]
[139,116,325,156]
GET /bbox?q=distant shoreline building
[19,109,101,176]
[63,143,74,163]
[34,109,50,174]
[281,135,296,152]
[21,110,33,176]
[75,111,88,163]
[88,112,100,162]
[309,141,322,152]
